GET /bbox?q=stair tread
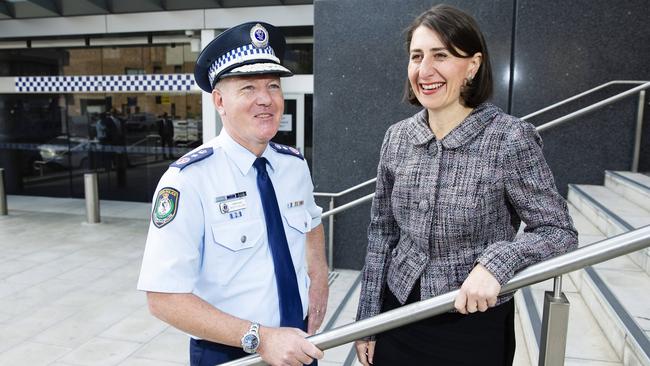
[572,185,650,219]
[526,277,621,363]
[610,171,650,191]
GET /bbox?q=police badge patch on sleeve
[152,187,180,228]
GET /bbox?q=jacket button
[240,235,247,243]
[418,200,429,211]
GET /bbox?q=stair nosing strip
[569,184,635,231]
[522,286,542,347]
[584,266,650,360]
[343,342,359,366]
[323,272,362,332]
[607,170,650,193]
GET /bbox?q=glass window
[0,38,202,202]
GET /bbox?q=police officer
[137,21,328,366]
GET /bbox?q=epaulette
[269,142,304,160]
[170,147,213,170]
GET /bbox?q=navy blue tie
[253,157,304,329]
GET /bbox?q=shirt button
[240,235,247,243]
[418,200,429,211]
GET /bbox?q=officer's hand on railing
[355,340,375,366]
[257,326,323,366]
[454,263,501,314]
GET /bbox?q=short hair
[403,4,493,108]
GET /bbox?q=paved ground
[0,195,530,366]
[0,195,364,366]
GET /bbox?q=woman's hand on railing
[454,263,501,314]
[354,339,376,366]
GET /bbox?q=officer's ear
[212,84,227,117]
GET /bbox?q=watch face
[243,334,259,350]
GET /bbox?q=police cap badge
[194,21,293,92]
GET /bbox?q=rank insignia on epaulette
[269,142,304,160]
[170,147,214,170]
[152,187,180,228]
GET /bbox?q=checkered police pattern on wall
[14,74,199,93]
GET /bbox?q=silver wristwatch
[241,322,260,354]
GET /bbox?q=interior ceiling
[0,0,313,20]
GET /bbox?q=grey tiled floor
[0,196,187,366]
[0,196,531,365]
[0,195,364,366]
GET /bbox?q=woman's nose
[419,57,436,77]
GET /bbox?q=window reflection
[0,42,203,202]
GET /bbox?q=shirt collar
[214,129,277,176]
[408,103,501,149]
[212,128,271,176]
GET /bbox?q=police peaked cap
[194,21,293,92]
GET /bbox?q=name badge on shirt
[216,191,247,215]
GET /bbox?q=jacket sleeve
[356,126,401,322]
[477,120,578,285]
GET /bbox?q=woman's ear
[469,52,483,78]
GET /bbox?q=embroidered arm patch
[152,187,180,228]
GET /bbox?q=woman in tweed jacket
[355,5,578,366]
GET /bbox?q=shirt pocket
[283,208,310,234]
[210,219,264,286]
[282,208,310,272]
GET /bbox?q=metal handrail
[321,193,374,219]
[314,178,376,198]
[315,178,377,270]
[536,82,650,132]
[521,80,648,120]
[223,225,650,365]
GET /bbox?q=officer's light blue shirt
[137,129,322,331]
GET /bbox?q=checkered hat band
[208,44,279,86]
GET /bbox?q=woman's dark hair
[403,4,493,108]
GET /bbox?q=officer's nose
[255,89,273,107]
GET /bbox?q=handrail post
[328,197,334,271]
[0,168,7,215]
[538,275,570,366]
[84,172,100,224]
[632,90,645,172]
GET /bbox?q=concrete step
[566,191,650,364]
[568,184,650,274]
[517,263,623,365]
[605,171,650,212]
[517,194,650,365]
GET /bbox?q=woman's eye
[434,52,448,60]
[410,54,422,61]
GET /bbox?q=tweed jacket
[356,103,578,322]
